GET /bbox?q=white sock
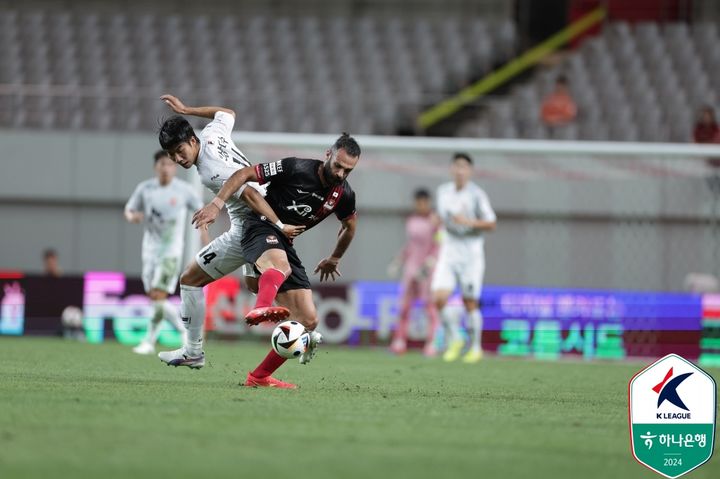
[180,284,205,355]
[440,305,462,344]
[468,308,484,352]
[144,301,164,345]
[162,301,186,335]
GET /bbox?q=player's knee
[274,258,292,278]
[180,265,206,287]
[179,269,194,286]
[463,298,479,310]
[275,264,292,278]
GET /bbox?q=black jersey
[253,158,357,230]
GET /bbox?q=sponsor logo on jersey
[287,200,313,217]
[262,161,283,178]
[266,235,279,245]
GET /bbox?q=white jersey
[125,177,203,259]
[195,111,264,230]
[436,181,496,248]
[431,181,495,297]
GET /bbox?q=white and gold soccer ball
[271,321,310,359]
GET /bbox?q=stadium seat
[2,6,517,133]
[457,21,719,142]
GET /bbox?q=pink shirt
[401,213,439,283]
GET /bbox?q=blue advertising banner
[352,282,704,359]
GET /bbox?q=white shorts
[142,255,181,294]
[431,242,485,299]
[195,227,257,280]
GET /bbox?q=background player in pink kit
[389,188,440,356]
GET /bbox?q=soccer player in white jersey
[431,153,496,364]
[124,150,209,355]
[154,94,304,369]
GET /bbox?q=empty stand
[0,7,516,133]
[459,21,719,142]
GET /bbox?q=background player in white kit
[155,94,304,369]
[431,153,496,364]
[124,150,209,355]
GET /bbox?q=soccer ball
[271,321,310,359]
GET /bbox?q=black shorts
[241,216,311,292]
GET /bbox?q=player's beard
[322,161,342,186]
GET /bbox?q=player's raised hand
[192,203,220,229]
[281,224,306,240]
[314,257,342,282]
[160,94,188,114]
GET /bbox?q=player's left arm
[314,215,357,282]
[240,187,305,239]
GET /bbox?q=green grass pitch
[1,337,718,479]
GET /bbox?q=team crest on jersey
[266,235,279,245]
[170,197,177,206]
[322,190,341,210]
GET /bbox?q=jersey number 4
[200,248,217,265]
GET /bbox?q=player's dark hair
[414,188,431,200]
[332,132,361,157]
[158,115,198,151]
[452,152,473,165]
[43,248,57,259]
[153,150,170,163]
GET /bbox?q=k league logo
[629,354,717,478]
[653,367,692,415]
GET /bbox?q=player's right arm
[387,218,410,278]
[191,166,259,228]
[124,210,144,223]
[191,165,305,238]
[435,185,453,226]
[160,94,235,119]
[124,183,145,223]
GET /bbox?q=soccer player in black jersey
[192,133,360,389]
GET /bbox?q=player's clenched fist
[160,94,188,114]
